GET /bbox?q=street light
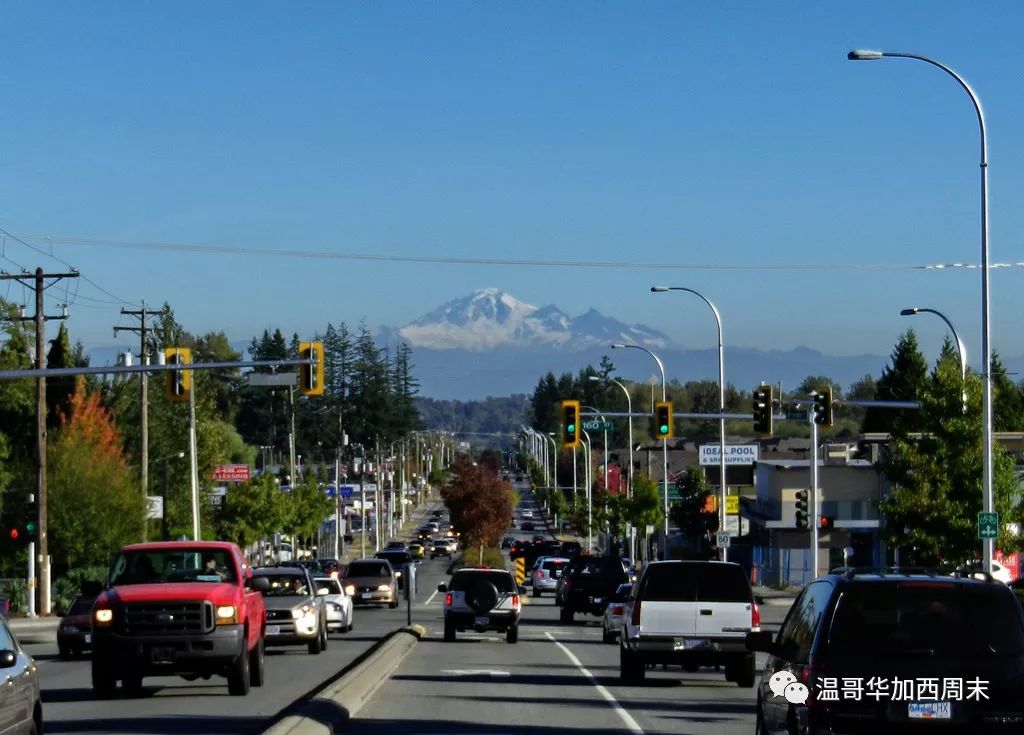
[152,451,185,541]
[900,307,967,383]
[580,428,593,553]
[589,374,635,495]
[850,49,994,573]
[611,343,670,542]
[652,286,729,561]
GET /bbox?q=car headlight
[344,585,355,595]
[377,584,391,591]
[94,608,113,625]
[216,605,239,624]
[395,571,402,578]
[292,604,316,620]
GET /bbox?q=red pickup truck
[90,541,268,697]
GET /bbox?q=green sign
[582,420,613,431]
[978,511,999,540]
[786,409,809,422]
[659,481,681,502]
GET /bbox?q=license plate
[83,634,91,644]
[680,638,709,650]
[554,570,562,578]
[474,616,489,626]
[151,646,175,662]
[362,593,373,600]
[266,625,280,636]
[591,597,603,604]
[909,702,952,720]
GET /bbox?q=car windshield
[347,562,391,578]
[108,548,237,585]
[828,583,1024,657]
[314,578,343,595]
[67,597,96,616]
[451,571,516,593]
[256,573,310,597]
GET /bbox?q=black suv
[557,555,630,623]
[748,570,1024,734]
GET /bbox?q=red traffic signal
[820,515,835,530]
[8,528,18,541]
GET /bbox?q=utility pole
[114,301,168,541]
[0,267,79,616]
[808,408,820,580]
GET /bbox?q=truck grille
[119,601,213,635]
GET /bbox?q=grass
[456,546,508,570]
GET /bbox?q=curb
[262,624,426,734]
[8,618,60,633]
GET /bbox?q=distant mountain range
[84,288,1024,400]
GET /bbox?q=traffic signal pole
[808,408,820,580]
[189,376,200,540]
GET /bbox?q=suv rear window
[543,560,568,572]
[451,571,516,593]
[346,561,391,578]
[574,558,625,576]
[641,563,751,602]
[828,583,1024,658]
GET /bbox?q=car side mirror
[746,630,776,654]
[316,588,329,597]
[437,583,447,593]
[0,651,16,669]
[251,576,270,593]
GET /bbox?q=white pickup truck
[620,560,760,686]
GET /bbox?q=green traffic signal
[659,423,669,434]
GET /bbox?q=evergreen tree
[863,330,928,434]
[992,353,1024,431]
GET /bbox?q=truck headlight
[292,604,316,620]
[216,605,238,624]
[344,585,355,595]
[377,584,391,591]
[94,608,113,625]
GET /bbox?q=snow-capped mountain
[396,288,670,351]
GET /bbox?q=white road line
[423,589,439,606]
[546,632,644,735]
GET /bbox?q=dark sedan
[58,595,97,658]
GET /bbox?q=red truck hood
[98,583,241,608]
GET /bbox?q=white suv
[620,561,760,686]
[438,568,523,643]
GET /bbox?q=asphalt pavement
[22,499,451,735]
[348,485,793,735]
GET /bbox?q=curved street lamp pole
[591,375,636,558]
[901,307,968,411]
[850,49,993,572]
[581,428,593,553]
[611,343,669,545]
[652,286,728,561]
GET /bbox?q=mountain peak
[397,289,670,352]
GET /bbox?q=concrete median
[263,624,426,735]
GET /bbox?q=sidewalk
[753,584,800,607]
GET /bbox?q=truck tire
[444,618,456,642]
[91,657,116,698]
[389,598,399,609]
[620,646,645,684]
[249,636,265,687]
[506,624,519,644]
[122,670,144,696]
[602,627,616,644]
[559,606,573,624]
[308,630,323,655]
[735,654,756,688]
[228,645,252,696]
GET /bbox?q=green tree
[669,467,718,557]
[626,475,665,556]
[992,353,1024,431]
[863,330,928,434]
[877,355,1022,565]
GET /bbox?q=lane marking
[423,589,439,606]
[546,632,644,735]
[440,669,511,677]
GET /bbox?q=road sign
[699,445,759,466]
[514,557,526,585]
[978,511,999,540]
[212,464,250,482]
[725,496,739,515]
[786,409,809,422]
[716,531,731,548]
[724,515,750,537]
[246,373,298,387]
[582,420,613,431]
[146,496,164,520]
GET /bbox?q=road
[24,501,453,735]
[349,486,791,735]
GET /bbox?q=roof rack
[829,565,996,582]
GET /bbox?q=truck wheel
[532,588,541,598]
[506,624,519,644]
[249,636,265,688]
[735,654,756,688]
[58,645,70,659]
[91,658,116,698]
[443,619,456,642]
[559,607,573,624]
[602,627,616,644]
[389,597,400,609]
[228,645,252,696]
[320,625,328,651]
[620,646,645,684]
[122,670,144,696]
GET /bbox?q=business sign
[212,464,251,482]
[699,445,759,466]
[724,515,750,537]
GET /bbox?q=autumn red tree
[48,388,147,571]
[441,457,514,565]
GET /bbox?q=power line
[6,231,1001,273]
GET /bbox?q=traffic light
[819,515,834,531]
[164,347,192,402]
[23,501,37,543]
[298,341,325,397]
[561,400,580,449]
[752,384,773,436]
[795,489,809,530]
[812,387,833,427]
[654,401,674,439]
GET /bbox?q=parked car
[91,541,268,697]
[253,566,328,654]
[531,557,570,597]
[314,576,353,634]
[620,560,758,685]
[557,555,630,623]
[601,583,632,644]
[58,594,97,658]
[439,568,524,643]
[343,559,400,608]
[748,569,1024,733]
[0,615,42,733]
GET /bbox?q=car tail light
[445,593,452,607]
[631,599,642,625]
[563,579,571,591]
[802,653,827,704]
[610,605,624,616]
[512,594,520,608]
[751,603,761,630]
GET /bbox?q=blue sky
[1,2,1023,372]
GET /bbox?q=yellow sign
[514,557,526,585]
[726,496,739,515]
[703,496,717,513]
